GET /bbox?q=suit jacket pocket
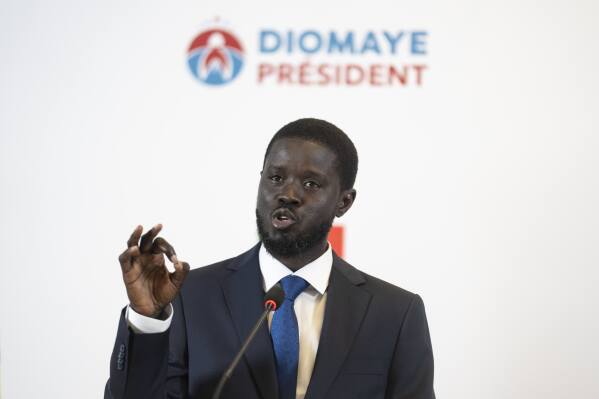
[331,358,387,399]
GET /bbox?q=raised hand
[118,224,190,318]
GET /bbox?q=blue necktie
[271,275,309,399]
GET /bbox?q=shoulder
[333,255,425,311]
[363,270,418,302]
[181,244,260,292]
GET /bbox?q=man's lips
[271,208,297,230]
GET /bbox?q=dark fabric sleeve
[104,294,189,399]
[385,294,435,399]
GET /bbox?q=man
[105,118,435,399]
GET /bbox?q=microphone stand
[211,302,276,399]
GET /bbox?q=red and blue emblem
[187,28,244,86]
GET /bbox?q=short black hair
[263,118,358,190]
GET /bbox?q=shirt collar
[258,243,333,295]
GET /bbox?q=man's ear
[336,189,356,217]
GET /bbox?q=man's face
[256,138,344,257]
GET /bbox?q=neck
[271,240,329,272]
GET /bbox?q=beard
[256,209,333,257]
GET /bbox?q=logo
[187,28,244,86]
[186,23,429,88]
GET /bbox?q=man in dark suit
[105,118,435,399]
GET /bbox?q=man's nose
[277,180,302,206]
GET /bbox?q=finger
[118,245,141,273]
[151,237,177,261]
[139,224,162,253]
[127,225,143,248]
[170,261,190,288]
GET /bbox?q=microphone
[211,284,285,399]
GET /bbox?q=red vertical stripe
[328,225,344,258]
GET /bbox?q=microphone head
[263,284,285,311]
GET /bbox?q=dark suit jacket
[105,244,435,399]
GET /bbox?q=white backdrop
[1,1,598,398]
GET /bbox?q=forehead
[264,138,338,173]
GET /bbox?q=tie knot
[280,275,309,301]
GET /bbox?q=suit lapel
[304,255,372,399]
[221,244,278,399]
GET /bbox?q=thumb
[170,261,190,288]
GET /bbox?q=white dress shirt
[126,244,332,399]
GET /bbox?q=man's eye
[270,175,283,183]
[304,180,320,189]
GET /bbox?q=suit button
[116,344,126,371]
